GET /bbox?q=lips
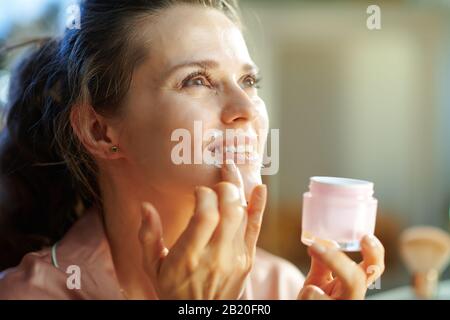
[204,132,261,166]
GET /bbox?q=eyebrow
[162,59,259,80]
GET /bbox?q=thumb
[138,202,169,280]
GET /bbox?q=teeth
[223,145,256,154]
[248,154,261,162]
[225,146,236,153]
[236,145,246,153]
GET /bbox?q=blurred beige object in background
[399,226,450,299]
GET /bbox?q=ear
[70,103,123,160]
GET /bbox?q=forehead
[141,4,252,69]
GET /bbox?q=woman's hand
[298,236,385,300]
[138,161,267,299]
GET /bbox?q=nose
[220,83,257,124]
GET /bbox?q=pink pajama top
[0,207,304,299]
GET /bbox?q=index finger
[308,243,367,299]
[304,240,339,287]
[221,160,247,207]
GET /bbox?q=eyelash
[180,70,262,90]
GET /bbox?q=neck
[98,169,195,299]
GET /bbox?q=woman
[0,0,384,299]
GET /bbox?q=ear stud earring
[110,146,119,153]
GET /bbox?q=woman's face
[116,4,268,200]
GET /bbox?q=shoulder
[0,208,124,300]
[243,247,304,300]
[0,249,82,299]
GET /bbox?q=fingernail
[365,235,378,247]
[141,203,150,224]
[310,242,326,254]
[141,202,148,222]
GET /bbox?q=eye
[242,74,262,89]
[181,71,213,88]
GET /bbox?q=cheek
[119,120,167,181]
[120,92,222,188]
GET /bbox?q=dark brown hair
[0,0,241,270]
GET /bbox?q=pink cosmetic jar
[301,176,378,251]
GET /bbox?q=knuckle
[212,262,228,277]
[196,186,218,203]
[235,253,251,274]
[215,182,240,198]
[225,205,245,221]
[210,255,240,277]
[215,181,232,192]
[199,186,216,198]
[227,182,240,194]
[196,187,217,203]
[243,258,253,275]
[237,204,246,215]
[194,208,219,226]
[184,255,198,274]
